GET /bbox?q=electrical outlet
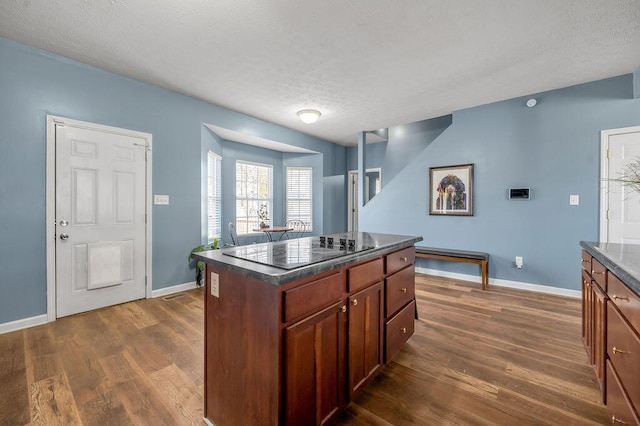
[515,256,523,269]
[210,272,219,298]
[569,195,579,206]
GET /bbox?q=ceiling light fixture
[297,109,321,124]
[526,98,537,108]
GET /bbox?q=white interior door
[601,126,640,244]
[55,122,148,317]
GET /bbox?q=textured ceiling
[1,1,639,146]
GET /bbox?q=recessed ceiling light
[297,109,321,124]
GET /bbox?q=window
[207,152,222,241]
[286,167,312,231]
[236,161,273,234]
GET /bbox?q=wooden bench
[415,246,490,290]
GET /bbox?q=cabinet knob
[400,256,408,262]
[612,346,628,355]
[612,415,627,424]
[352,299,358,306]
[612,295,629,301]
[341,305,347,313]
[400,287,407,293]
[400,327,407,334]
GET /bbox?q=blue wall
[347,115,452,187]
[0,37,345,325]
[360,75,640,291]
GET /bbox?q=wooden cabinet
[581,251,607,396]
[347,282,383,397]
[204,244,417,426]
[581,247,640,424]
[384,251,417,363]
[284,301,345,426]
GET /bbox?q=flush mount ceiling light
[297,109,321,124]
[526,98,537,108]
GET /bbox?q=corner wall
[360,75,640,291]
[0,37,344,325]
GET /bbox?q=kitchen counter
[580,241,640,296]
[197,231,422,425]
[194,231,423,285]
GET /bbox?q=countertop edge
[194,234,423,286]
[580,241,640,296]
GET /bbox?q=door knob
[59,233,69,241]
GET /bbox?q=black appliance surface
[223,238,375,270]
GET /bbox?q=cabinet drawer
[591,258,607,291]
[581,250,592,273]
[607,301,640,412]
[283,272,345,322]
[606,360,640,426]
[386,247,415,276]
[385,265,416,318]
[348,258,383,293]
[385,300,415,362]
[609,272,640,333]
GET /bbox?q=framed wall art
[429,163,474,216]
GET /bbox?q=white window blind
[286,167,312,231]
[207,152,222,241]
[236,161,273,235]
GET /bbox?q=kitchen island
[194,232,422,426]
[580,241,640,425]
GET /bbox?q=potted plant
[258,203,269,228]
[614,157,640,194]
[189,238,219,287]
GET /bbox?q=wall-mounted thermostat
[509,188,530,200]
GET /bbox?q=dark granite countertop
[194,232,423,285]
[580,241,640,296]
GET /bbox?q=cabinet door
[284,301,346,426]
[581,270,590,346]
[583,278,593,363]
[591,283,607,396]
[348,282,383,397]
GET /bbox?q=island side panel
[205,264,281,426]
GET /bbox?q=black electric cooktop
[223,237,375,270]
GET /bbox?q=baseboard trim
[415,267,581,299]
[0,314,49,335]
[151,281,199,298]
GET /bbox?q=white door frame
[46,115,153,322]
[599,125,640,242]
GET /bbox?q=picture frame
[429,163,474,216]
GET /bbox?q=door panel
[56,124,147,317]
[606,129,640,244]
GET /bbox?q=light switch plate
[210,272,219,298]
[569,195,579,206]
[154,195,170,205]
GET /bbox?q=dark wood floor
[0,274,608,425]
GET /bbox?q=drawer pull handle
[352,299,358,306]
[341,305,347,313]
[591,270,605,275]
[581,259,590,263]
[400,256,408,262]
[612,295,629,301]
[400,287,407,293]
[612,346,628,355]
[400,327,407,334]
[612,415,627,424]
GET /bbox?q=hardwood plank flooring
[0,275,608,425]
